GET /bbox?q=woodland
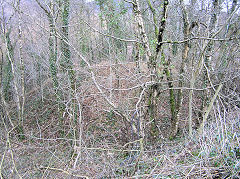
[0,0,239,178]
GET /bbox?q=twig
[0,143,6,179]
[185,165,196,178]
[123,0,136,6]
[74,146,140,152]
[147,155,164,178]
[158,36,239,45]
[7,126,22,179]
[132,138,144,176]
[83,20,139,43]
[39,166,89,179]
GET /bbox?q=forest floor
[0,89,239,178]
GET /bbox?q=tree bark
[178,0,191,136]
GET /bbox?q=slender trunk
[201,0,220,122]
[177,0,191,136]
[3,32,13,102]
[147,0,169,138]
[154,0,180,137]
[155,0,168,58]
[0,47,3,90]
[132,0,153,138]
[134,32,141,73]
[17,1,25,125]
[35,0,61,104]
[162,54,177,136]
[188,45,207,136]
[48,16,59,96]
[61,0,76,96]
[5,33,22,125]
[146,0,158,37]
[199,84,222,134]
[132,0,152,62]
[136,0,171,137]
[0,46,14,127]
[188,2,238,136]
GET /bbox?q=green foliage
[16,125,25,141]
[150,121,159,139]
[169,136,174,141]
[80,39,91,55]
[234,147,240,159]
[214,160,221,167]
[80,59,86,67]
[150,38,157,49]
[191,150,200,157]
[107,111,117,125]
[139,44,145,57]
[95,0,104,6]
[170,64,175,69]
[178,160,185,164]
[96,0,126,55]
[209,149,218,157]
[172,43,178,56]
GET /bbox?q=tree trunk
[178,0,191,136]
[35,0,61,103]
[132,0,154,138]
[48,15,60,98]
[200,0,220,123]
[60,0,76,98]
